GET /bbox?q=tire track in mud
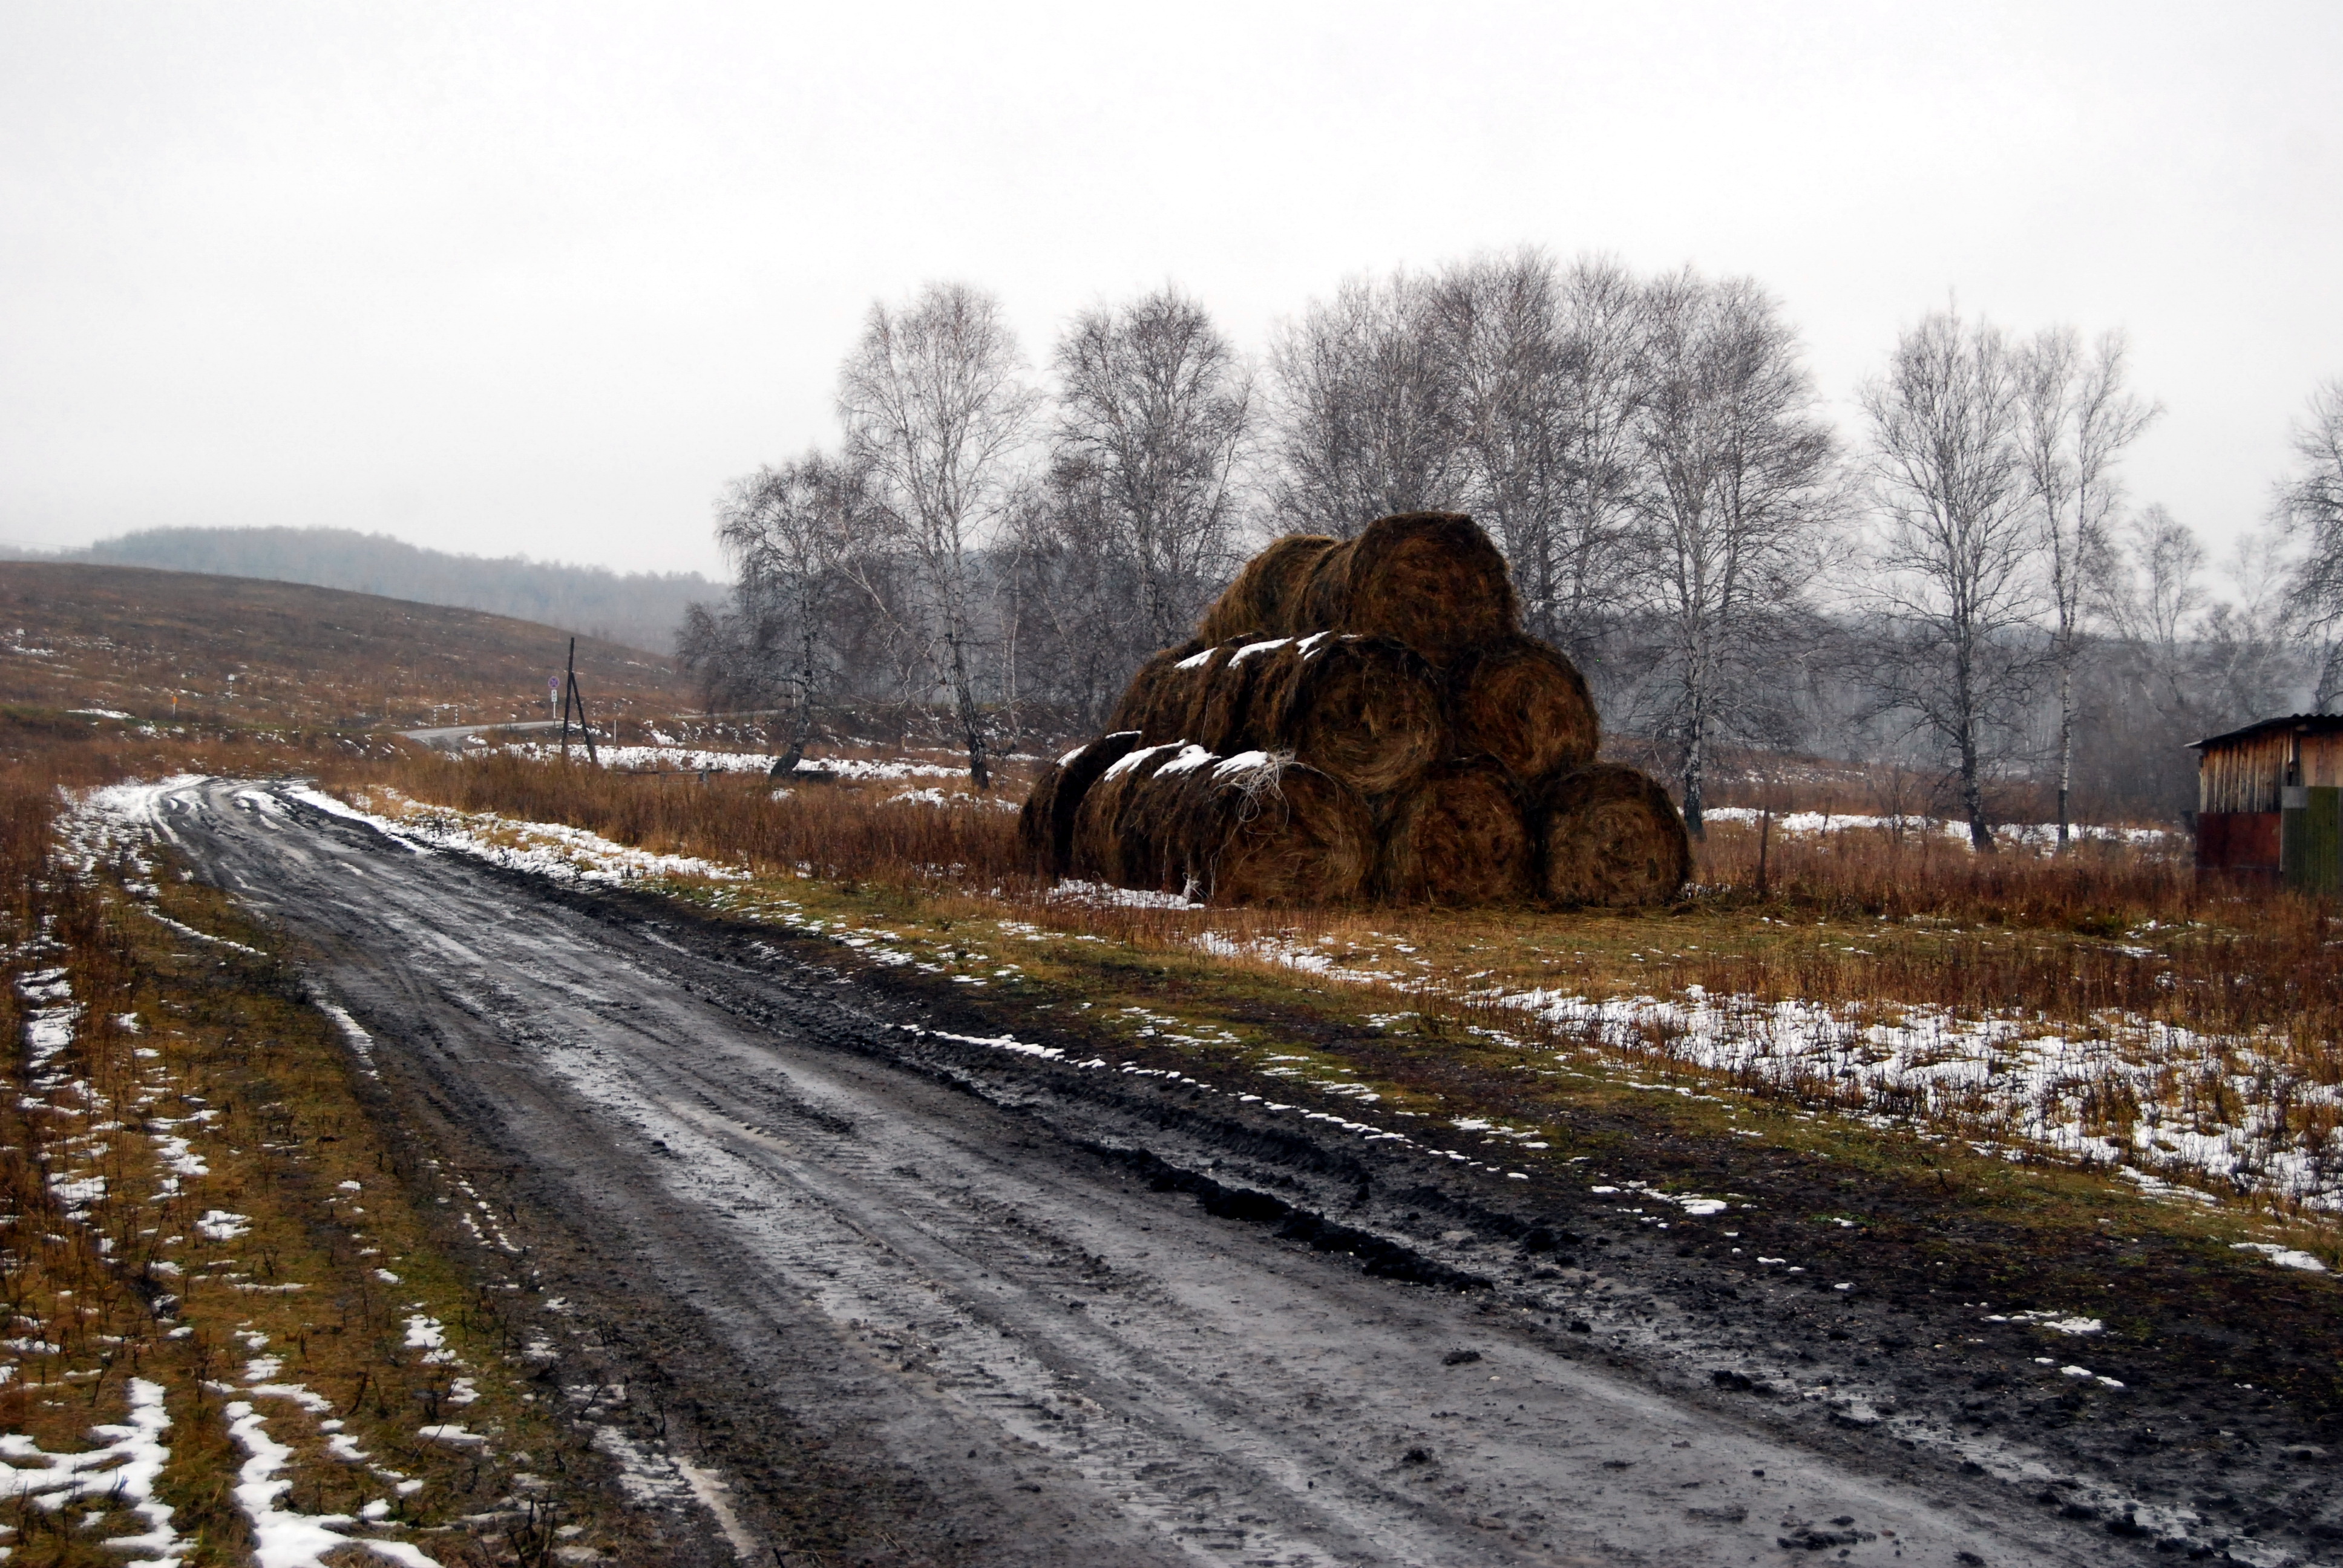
[134,778,2166,1566]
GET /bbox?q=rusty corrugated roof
[2191,713,2343,751]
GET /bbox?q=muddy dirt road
[131,778,2220,1566]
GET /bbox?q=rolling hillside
[0,561,695,730]
[34,525,721,656]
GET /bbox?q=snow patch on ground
[225,1399,439,1568]
[290,785,746,886]
[0,1379,185,1560]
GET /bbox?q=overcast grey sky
[3,1,2337,578]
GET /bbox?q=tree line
[681,250,2343,841]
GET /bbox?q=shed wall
[2198,731,2343,814]
[2200,733,2292,812]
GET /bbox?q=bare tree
[1626,270,1838,834]
[2207,524,2312,725]
[1432,250,1567,610]
[2276,378,2343,708]
[838,282,1040,789]
[712,452,869,774]
[2015,327,2158,846]
[2113,503,2205,708]
[1861,305,2037,850]
[1427,251,1647,661]
[1265,272,1460,537]
[1052,287,1251,649]
[1546,256,1650,664]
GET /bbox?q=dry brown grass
[326,745,2343,1219]
[0,731,659,1561]
[0,561,691,731]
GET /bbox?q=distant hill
[25,526,721,657]
[0,561,695,730]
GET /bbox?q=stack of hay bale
[1018,511,1689,907]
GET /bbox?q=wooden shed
[2192,714,2343,890]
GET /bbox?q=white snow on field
[1495,984,2343,1213]
[290,785,747,885]
[502,742,968,782]
[226,1399,438,1568]
[1049,878,1201,910]
[1700,808,2174,851]
[2233,1242,2328,1272]
[0,1379,185,1560]
[1192,927,2343,1216]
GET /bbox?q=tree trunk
[2055,653,2074,851]
[1956,633,1993,851]
[944,624,991,791]
[1681,707,1707,839]
[779,622,818,777]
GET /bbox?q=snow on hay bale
[1536,765,1691,907]
[1240,633,1444,798]
[1018,729,1143,876]
[1192,753,1374,904]
[1194,513,1516,665]
[1069,746,1372,904]
[1067,741,1194,889]
[1117,635,1446,799]
[1104,640,1210,740]
[1444,635,1599,791]
[1374,757,1533,905]
[1293,512,1518,664]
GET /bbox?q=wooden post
[560,638,575,760]
[571,671,598,766]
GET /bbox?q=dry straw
[1018,730,1142,876]
[1375,757,1533,905]
[1194,535,1337,645]
[1444,635,1599,790]
[1537,764,1693,906]
[1043,509,1687,907]
[1293,512,1519,662]
[1193,753,1373,904]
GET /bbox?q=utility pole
[559,638,599,765]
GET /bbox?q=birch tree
[1627,270,1837,834]
[838,282,1038,790]
[1861,305,2036,850]
[1546,256,1649,664]
[712,452,868,775]
[1265,272,1460,537]
[1051,287,1251,649]
[2277,379,2343,708]
[2015,327,2158,846]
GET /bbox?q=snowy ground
[1191,925,2343,1220]
[256,782,2338,1221]
[1700,808,2175,851]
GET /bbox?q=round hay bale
[1193,637,1287,753]
[1446,636,1599,789]
[1536,765,1691,907]
[1105,640,1208,741]
[1195,535,1337,644]
[1018,730,1143,876]
[1119,742,1219,891]
[1294,512,1519,664]
[1248,634,1445,799]
[1181,753,1372,906]
[1068,740,1191,887]
[1375,757,1533,905]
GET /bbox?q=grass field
[5,561,2338,1558]
[301,746,2343,1455]
[323,745,2343,1232]
[0,563,692,731]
